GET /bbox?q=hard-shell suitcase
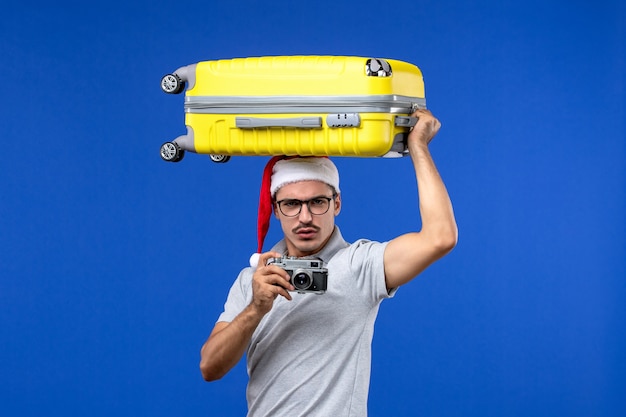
[159,56,426,163]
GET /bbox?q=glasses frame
[275,194,337,217]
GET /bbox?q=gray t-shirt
[217,227,395,416]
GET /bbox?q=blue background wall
[1,0,624,416]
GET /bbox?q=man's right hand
[250,251,295,315]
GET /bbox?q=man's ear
[334,193,341,216]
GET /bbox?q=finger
[259,251,284,267]
[410,108,431,117]
[254,268,294,291]
[258,280,292,302]
[258,258,292,283]
[257,264,290,280]
[275,285,293,301]
[409,113,441,135]
[269,271,295,291]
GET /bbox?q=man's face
[273,180,341,257]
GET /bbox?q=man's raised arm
[384,109,458,290]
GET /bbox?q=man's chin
[289,239,321,257]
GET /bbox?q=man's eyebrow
[280,195,330,201]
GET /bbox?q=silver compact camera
[267,256,328,294]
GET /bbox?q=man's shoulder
[330,238,387,263]
[232,266,254,288]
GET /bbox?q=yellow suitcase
[159,56,426,163]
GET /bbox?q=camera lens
[292,269,312,290]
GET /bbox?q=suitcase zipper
[184,95,426,115]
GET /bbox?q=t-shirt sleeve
[342,239,397,304]
[216,268,253,323]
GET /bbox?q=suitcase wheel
[365,58,392,77]
[160,142,185,162]
[209,154,231,164]
[161,73,185,94]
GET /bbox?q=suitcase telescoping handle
[236,117,322,129]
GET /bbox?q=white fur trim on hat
[270,157,340,197]
[249,253,261,269]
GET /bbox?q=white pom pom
[249,253,261,269]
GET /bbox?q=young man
[200,109,457,416]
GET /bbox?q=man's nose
[298,203,313,222]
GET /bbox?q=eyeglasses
[275,195,337,217]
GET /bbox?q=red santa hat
[249,156,340,268]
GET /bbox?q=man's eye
[283,200,301,208]
[311,199,326,206]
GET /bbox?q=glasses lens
[279,200,302,216]
[308,198,331,215]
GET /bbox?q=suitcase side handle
[236,117,322,129]
[394,116,419,128]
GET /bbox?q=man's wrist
[245,302,269,321]
[408,140,430,156]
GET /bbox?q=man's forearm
[199,304,265,381]
[409,141,457,247]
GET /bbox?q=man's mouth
[294,226,319,239]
